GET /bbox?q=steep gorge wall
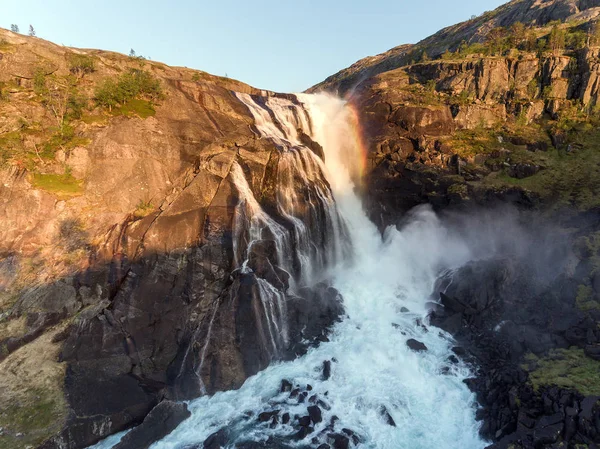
[0,30,344,449]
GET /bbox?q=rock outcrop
[0,29,344,449]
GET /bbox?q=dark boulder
[203,428,228,449]
[307,405,323,424]
[113,401,190,449]
[406,339,428,352]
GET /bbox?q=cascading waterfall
[91,93,487,449]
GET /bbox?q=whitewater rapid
[91,93,486,449]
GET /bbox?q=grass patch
[0,130,24,166]
[576,284,600,311]
[111,98,156,118]
[475,122,600,210]
[523,348,600,396]
[133,199,154,218]
[0,39,14,51]
[80,113,108,125]
[30,172,83,198]
[0,389,62,449]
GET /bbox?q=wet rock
[202,429,229,449]
[281,379,293,393]
[293,425,313,440]
[327,433,350,449]
[307,405,323,424]
[342,428,360,445]
[258,410,280,423]
[113,401,190,449]
[297,415,311,427]
[322,360,332,380]
[406,339,428,352]
[378,406,396,427]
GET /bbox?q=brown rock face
[310,0,600,95]
[0,30,344,449]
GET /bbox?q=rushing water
[91,93,487,449]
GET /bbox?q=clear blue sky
[3,0,506,92]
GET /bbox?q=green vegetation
[30,171,83,198]
[0,39,13,51]
[94,69,163,112]
[523,348,600,396]
[0,130,24,166]
[576,284,599,311]
[133,199,154,218]
[68,54,95,78]
[0,388,66,449]
[111,98,156,118]
[418,20,596,63]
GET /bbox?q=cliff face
[308,2,600,448]
[317,36,600,229]
[311,0,600,95]
[0,30,344,449]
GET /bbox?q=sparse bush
[440,49,454,60]
[548,24,566,53]
[68,54,95,78]
[58,218,88,251]
[33,69,48,96]
[94,69,163,110]
[133,199,154,218]
[527,78,539,98]
[590,21,600,46]
[10,24,19,33]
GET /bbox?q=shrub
[94,69,163,110]
[33,69,48,96]
[69,54,95,78]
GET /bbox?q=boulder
[113,401,190,449]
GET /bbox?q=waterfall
[90,93,486,449]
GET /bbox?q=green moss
[133,199,154,218]
[0,39,14,51]
[0,389,66,449]
[0,130,24,166]
[523,348,600,396]
[576,284,600,311]
[111,98,156,118]
[448,183,469,197]
[478,123,600,211]
[30,172,83,197]
[80,113,108,125]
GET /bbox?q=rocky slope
[308,0,600,448]
[311,0,600,95]
[0,29,343,449]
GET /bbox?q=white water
[93,93,487,449]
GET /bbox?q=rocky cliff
[0,29,343,449]
[309,1,600,448]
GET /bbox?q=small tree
[548,24,566,54]
[69,54,95,78]
[421,51,430,62]
[510,22,526,48]
[10,24,19,33]
[525,30,538,51]
[487,27,508,55]
[590,21,600,46]
[28,25,35,37]
[129,48,136,57]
